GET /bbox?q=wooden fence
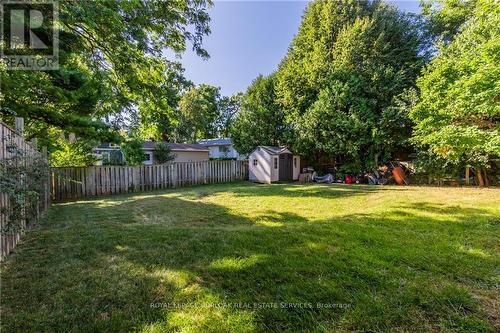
[1,120,51,259]
[51,160,248,201]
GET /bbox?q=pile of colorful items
[310,162,410,185]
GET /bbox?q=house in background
[248,146,300,183]
[93,142,209,165]
[197,138,246,160]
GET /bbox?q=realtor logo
[1,0,59,70]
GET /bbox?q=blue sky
[173,1,421,96]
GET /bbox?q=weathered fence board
[51,160,248,201]
[1,121,50,260]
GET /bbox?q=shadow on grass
[1,188,498,332]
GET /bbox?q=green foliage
[121,138,146,166]
[176,84,221,142]
[153,143,175,164]
[49,138,98,167]
[410,0,500,169]
[275,0,428,169]
[421,0,478,43]
[101,150,126,166]
[0,136,49,233]
[0,0,212,152]
[231,74,287,155]
[216,93,243,137]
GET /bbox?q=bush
[121,138,145,166]
[153,143,175,164]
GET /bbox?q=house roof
[256,146,292,155]
[96,142,208,152]
[197,138,232,146]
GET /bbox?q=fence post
[133,166,140,192]
[14,117,24,134]
[203,161,207,184]
[171,163,177,188]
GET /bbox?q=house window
[274,157,278,169]
[144,152,153,163]
[219,146,229,153]
[253,159,258,166]
[294,158,297,168]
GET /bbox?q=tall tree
[176,84,221,142]
[216,93,243,137]
[1,0,212,152]
[231,74,287,155]
[410,0,500,174]
[275,0,429,169]
[421,0,478,43]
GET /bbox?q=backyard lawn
[0,182,499,332]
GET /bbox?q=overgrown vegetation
[232,0,429,170]
[230,0,499,178]
[121,138,146,166]
[0,0,212,153]
[1,183,498,331]
[0,135,49,233]
[410,0,500,177]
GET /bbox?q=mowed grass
[1,183,499,332]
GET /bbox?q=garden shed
[248,146,300,183]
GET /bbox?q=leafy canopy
[1,0,212,153]
[410,0,500,168]
[121,138,146,166]
[176,84,221,143]
[274,0,428,169]
[231,75,287,155]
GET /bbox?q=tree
[121,138,146,166]
[421,0,478,44]
[231,75,288,155]
[153,143,176,164]
[216,93,243,137]
[49,138,98,167]
[1,0,212,154]
[176,84,221,142]
[410,0,500,175]
[275,0,429,170]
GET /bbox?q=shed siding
[249,149,271,183]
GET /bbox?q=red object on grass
[345,175,356,184]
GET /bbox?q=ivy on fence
[0,132,50,234]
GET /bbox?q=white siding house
[197,138,246,160]
[248,146,300,183]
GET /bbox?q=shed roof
[255,146,292,155]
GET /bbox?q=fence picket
[1,121,50,259]
[48,160,248,201]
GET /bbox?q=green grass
[1,183,499,332]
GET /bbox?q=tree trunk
[476,167,485,186]
[483,168,490,186]
[465,167,470,185]
[374,153,380,169]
